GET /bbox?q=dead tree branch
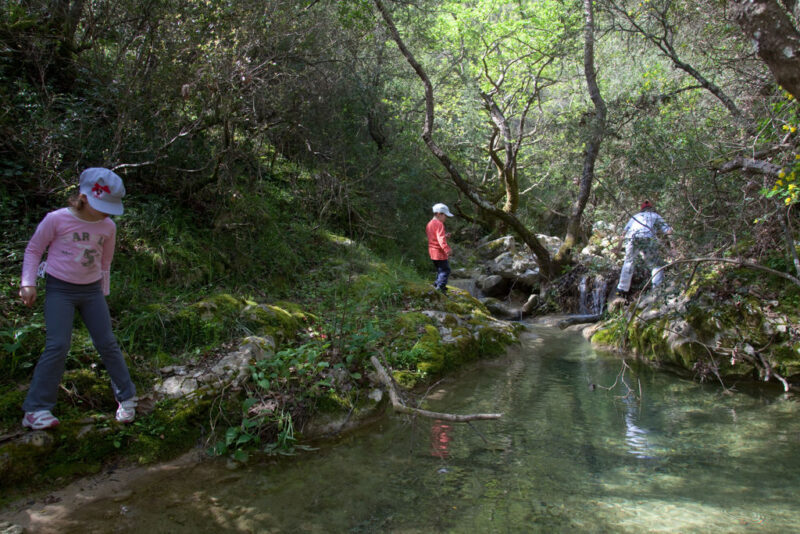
[370,356,503,422]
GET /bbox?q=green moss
[395,312,429,331]
[392,370,423,388]
[771,343,800,378]
[240,303,303,343]
[126,398,211,464]
[0,442,53,493]
[412,321,505,376]
[414,325,446,374]
[670,339,709,369]
[590,327,619,348]
[314,390,357,413]
[0,388,26,432]
[59,368,115,411]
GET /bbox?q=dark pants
[23,275,136,412]
[432,259,451,291]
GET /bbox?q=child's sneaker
[22,410,60,430]
[116,399,137,423]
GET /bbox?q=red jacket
[426,217,451,260]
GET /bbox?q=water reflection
[430,419,452,459]
[623,397,655,459]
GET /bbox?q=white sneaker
[116,399,136,423]
[22,410,60,430]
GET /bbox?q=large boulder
[487,251,542,290]
[476,235,516,259]
[477,274,510,298]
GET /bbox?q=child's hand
[19,286,37,307]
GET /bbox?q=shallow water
[57,323,800,532]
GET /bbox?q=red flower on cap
[92,182,111,197]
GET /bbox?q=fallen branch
[370,356,502,422]
[558,313,601,329]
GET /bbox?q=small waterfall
[578,274,607,315]
[578,275,590,314]
[592,275,607,315]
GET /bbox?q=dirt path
[0,449,206,534]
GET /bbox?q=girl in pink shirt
[19,168,137,430]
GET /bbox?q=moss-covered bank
[590,266,800,388]
[0,265,520,504]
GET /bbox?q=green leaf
[242,397,259,412]
[225,426,239,445]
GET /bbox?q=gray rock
[481,298,520,320]
[155,376,200,398]
[19,431,54,448]
[476,235,516,259]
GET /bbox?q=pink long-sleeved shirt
[21,207,117,295]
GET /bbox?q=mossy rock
[391,369,423,388]
[770,343,800,378]
[126,398,210,464]
[413,323,489,375]
[394,311,430,332]
[239,302,305,344]
[590,326,620,349]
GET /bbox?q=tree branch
[370,356,502,422]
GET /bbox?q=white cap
[79,168,125,215]
[432,203,453,217]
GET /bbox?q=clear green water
[64,323,800,533]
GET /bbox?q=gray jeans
[617,237,664,292]
[23,275,136,412]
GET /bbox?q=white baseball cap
[432,203,453,217]
[79,168,125,215]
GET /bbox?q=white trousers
[617,237,664,292]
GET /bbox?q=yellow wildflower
[779,171,786,178]
[792,127,797,133]
[786,197,793,205]
[777,180,784,186]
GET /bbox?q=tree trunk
[556,0,607,262]
[732,0,800,99]
[482,93,520,214]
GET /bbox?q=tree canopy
[2,0,799,274]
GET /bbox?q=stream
[26,321,800,532]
